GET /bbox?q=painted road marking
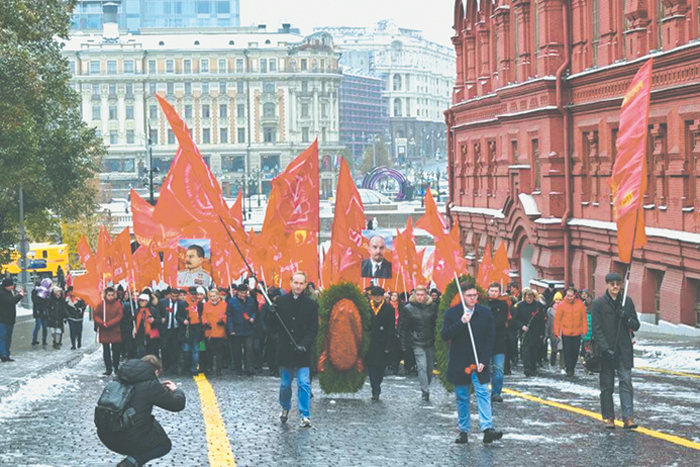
[194,374,237,467]
[636,366,700,380]
[504,388,700,451]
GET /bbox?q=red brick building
[445,0,700,329]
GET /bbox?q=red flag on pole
[476,244,493,289]
[110,228,133,284]
[76,236,96,273]
[489,242,510,286]
[71,271,102,309]
[610,58,653,263]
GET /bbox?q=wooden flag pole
[453,272,480,367]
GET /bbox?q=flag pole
[453,272,480,367]
[621,208,642,307]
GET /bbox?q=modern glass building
[71,0,241,32]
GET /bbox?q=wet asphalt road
[0,339,698,467]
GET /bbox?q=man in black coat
[158,288,188,374]
[591,272,641,429]
[487,282,509,402]
[0,278,25,362]
[97,355,186,467]
[513,288,546,377]
[366,286,395,401]
[272,272,319,428]
[441,281,503,445]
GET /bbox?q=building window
[166,59,174,73]
[302,127,309,143]
[237,127,245,143]
[263,127,276,143]
[236,58,244,72]
[124,60,134,74]
[202,82,210,95]
[587,255,597,298]
[269,59,277,72]
[184,59,192,74]
[109,132,118,144]
[237,104,245,118]
[201,59,209,73]
[219,82,227,94]
[237,81,244,93]
[185,82,192,95]
[653,269,665,323]
[263,103,275,118]
[185,104,193,119]
[301,59,307,71]
[126,105,134,120]
[126,130,135,144]
[167,129,175,145]
[90,61,100,75]
[92,84,100,96]
[532,138,541,190]
[393,98,402,117]
[202,128,211,144]
[196,1,211,14]
[219,104,228,118]
[220,128,228,143]
[202,104,211,118]
[301,104,309,118]
[301,80,308,92]
[149,104,158,120]
[125,84,133,98]
[149,128,158,145]
[107,60,117,75]
[109,105,117,120]
[218,59,227,73]
[393,74,402,91]
[290,59,296,72]
[321,103,328,118]
[92,104,101,120]
[263,82,275,93]
[166,82,174,95]
[148,60,156,74]
[149,82,156,94]
[108,83,117,98]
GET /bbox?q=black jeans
[102,343,121,372]
[230,335,254,373]
[161,329,180,372]
[68,320,83,348]
[368,365,385,397]
[562,335,581,373]
[132,438,171,466]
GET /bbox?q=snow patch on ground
[0,369,80,419]
[635,342,700,373]
[514,379,600,397]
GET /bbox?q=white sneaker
[300,416,311,428]
[280,410,289,423]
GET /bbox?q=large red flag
[133,245,161,291]
[476,244,493,289]
[97,226,113,287]
[71,271,102,309]
[611,59,653,263]
[416,189,448,237]
[324,157,365,287]
[109,228,133,284]
[76,236,96,273]
[489,241,510,287]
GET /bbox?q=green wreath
[435,274,486,393]
[315,281,372,394]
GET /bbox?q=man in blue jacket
[226,283,258,376]
[441,281,504,444]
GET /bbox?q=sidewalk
[0,314,99,402]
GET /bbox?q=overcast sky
[240,0,456,47]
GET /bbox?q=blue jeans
[279,367,311,418]
[0,323,13,358]
[181,326,201,373]
[490,353,505,396]
[413,346,434,393]
[454,372,494,433]
[32,318,48,345]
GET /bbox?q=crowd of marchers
[0,270,640,466]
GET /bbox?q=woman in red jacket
[201,289,227,376]
[94,287,124,376]
[553,287,588,377]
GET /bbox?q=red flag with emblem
[476,244,493,289]
[97,226,113,287]
[133,245,161,290]
[489,242,510,287]
[109,228,133,284]
[76,236,96,273]
[610,58,652,263]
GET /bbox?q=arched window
[393,98,402,117]
[393,74,402,91]
[263,102,275,118]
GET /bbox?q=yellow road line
[636,366,700,380]
[194,374,237,467]
[503,388,700,451]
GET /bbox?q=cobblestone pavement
[0,334,699,467]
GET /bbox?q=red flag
[133,245,161,291]
[229,190,243,231]
[610,58,652,263]
[97,226,113,287]
[489,242,510,286]
[323,157,365,287]
[71,271,102,309]
[109,228,133,284]
[416,189,448,237]
[476,244,493,289]
[76,236,96,273]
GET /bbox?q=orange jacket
[202,300,227,339]
[553,298,588,337]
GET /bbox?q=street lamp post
[148,141,154,204]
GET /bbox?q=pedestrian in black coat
[486,282,509,401]
[0,278,25,361]
[513,288,546,376]
[97,356,185,467]
[47,288,67,349]
[366,287,395,400]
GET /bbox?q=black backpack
[94,380,136,432]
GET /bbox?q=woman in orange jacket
[553,287,589,377]
[201,289,228,376]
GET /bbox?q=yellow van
[3,243,69,278]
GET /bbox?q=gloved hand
[268,303,277,315]
[294,345,307,354]
[604,349,616,361]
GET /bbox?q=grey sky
[240,0,456,47]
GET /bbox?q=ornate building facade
[63,24,342,201]
[446,0,700,329]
